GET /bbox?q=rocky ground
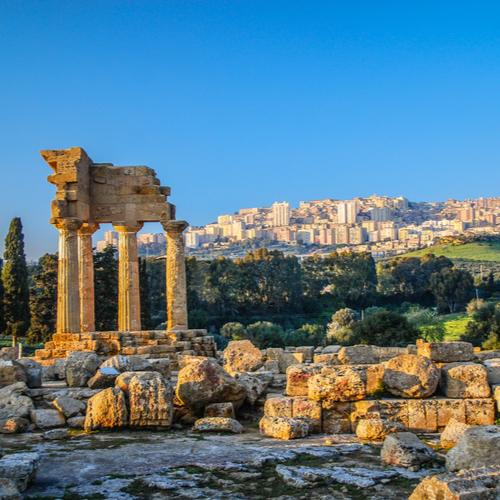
[3,428,439,499]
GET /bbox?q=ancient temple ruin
[34,147,215,365]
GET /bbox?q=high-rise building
[272,202,291,227]
[337,201,358,224]
[370,207,392,222]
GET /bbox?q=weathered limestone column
[163,220,189,330]
[78,223,100,332]
[113,223,143,331]
[55,218,82,334]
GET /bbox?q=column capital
[53,218,83,232]
[113,222,144,234]
[162,220,188,235]
[78,222,100,235]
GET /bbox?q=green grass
[436,312,470,340]
[402,240,500,262]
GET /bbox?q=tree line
[1,217,498,349]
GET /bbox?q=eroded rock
[84,387,128,431]
[381,432,436,468]
[441,362,491,398]
[383,354,439,398]
[193,417,243,433]
[65,352,99,387]
[259,416,309,440]
[223,340,264,376]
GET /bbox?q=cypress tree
[2,217,30,343]
[94,245,118,330]
[28,253,58,343]
[0,258,5,334]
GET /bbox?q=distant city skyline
[1,2,500,259]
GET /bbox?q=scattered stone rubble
[0,338,499,498]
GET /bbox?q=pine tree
[28,253,58,343]
[139,257,152,329]
[2,218,30,343]
[94,245,118,330]
[0,258,5,334]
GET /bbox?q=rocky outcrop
[176,358,246,412]
[383,354,439,398]
[0,452,40,492]
[223,340,264,376]
[446,426,500,471]
[128,372,173,428]
[84,387,128,431]
[65,352,99,387]
[0,361,27,388]
[440,362,491,398]
[409,466,500,500]
[193,417,243,433]
[381,432,436,468]
[259,416,309,440]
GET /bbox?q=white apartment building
[272,201,291,227]
[337,201,358,224]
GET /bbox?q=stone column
[113,223,143,331]
[163,220,189,330]
[55,218,82,334]
[78,223,99,332]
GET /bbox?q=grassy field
[436,312,470,340]
[403,240,500,262]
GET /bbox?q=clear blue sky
[1,1,499,259]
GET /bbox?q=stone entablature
[41,147,188,334]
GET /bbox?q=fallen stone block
[52,396,86,418]
[338,345,380,365]
[483,358,500,385]
[383,354,440,398]
[0,417,29,434]
[0,382,34,422]
[87,367,120,389]
[129,372,173,428]
[259,416,309,440]
[440,418,471,449]
[440,362,491,398]
[381,432,436,468]
[193,417,243,433]
[16,359,42,388]
[286,364,322,397]
[409,466,500,500]
[292,397,321,433]
[84,387,128,431]
[308,366,367,403]
[65,351,99,387]
[355,417,403,441]
[264,396,293,418]
[0,361,27,388]
[322,402,352,434]
[30,409,65,430]
[235,372,272,405]
[223,340,264,376]
[446,425,500,472]
[417,340,474,363]
[464,398,495,425]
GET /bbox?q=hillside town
[96,195,500,259]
